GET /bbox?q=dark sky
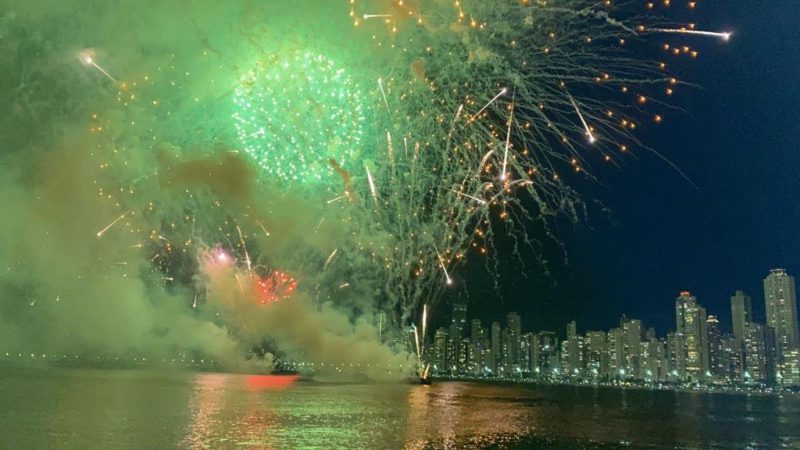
[442,1,800,337]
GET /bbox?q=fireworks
[232,51,367,190]
[253,269,298,304]
[66,0,730,364]
[331,0,732,323]
[96,211,131,238]
[79,50,117,83]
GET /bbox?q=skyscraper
[622,318,643,379]
[731,290,752,340]
[433,328,448,373]
[565,320,583,378]
[666,331,685,380]
[608,327,624,379]
[706,315,724,378]
[449,303,468,372]
[532,331,557,378]
[585,331,608,380]
[675,291,708,381]
[744,322,768,383]
[507,312,522,373]
[520,332,532,373]
[469,319,485,374]
[721,336,744,383]
[490,321,501,373]
[763,269,799,357]
[451,303,468,334]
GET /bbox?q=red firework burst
[252,270,298,304]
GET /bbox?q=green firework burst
[232,51,368,190]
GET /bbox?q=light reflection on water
[1,367,799,449]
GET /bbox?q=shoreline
[433,375,800,398]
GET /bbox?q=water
[1,368,799,449]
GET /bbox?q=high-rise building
[490,321,501,373]
[448,303,468,373]
[666,331,686,380]
[764,269,799,358]
[532,331,557,378]
[501,328,510,375]
[520,332,532,373]
[608,327,625,379]
[526,333,537,374]
[585,331,608,380]
[567,321,577,339]
[469,319,485,375]
[507,312,522,373]
[645,327,657,341]
[675,291,708,381]
[565,321,583,378]
[781,350,800,386]
[433,328,449,373]
[458,337,470,374]
[731,290,752,340]
[622,318,643,379]
[706,315,724,379]
[744,322,768,383]
[452,303,468,334]
[639,337,666,382]
[470,319,483,343]
[721,336,744,383]
[560,339,570,374]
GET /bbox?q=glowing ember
[253,270,298,304]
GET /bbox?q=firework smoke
[0,0,728,378]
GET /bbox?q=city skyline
[439,266,800,337]
[429,267,800,389]
[434,1,800,337]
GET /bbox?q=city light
[426,270,800,392]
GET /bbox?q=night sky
[449,1,800,337]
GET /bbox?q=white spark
[433,243,453,285]
[412,323,422,367]
[477,150,495,176]
[79,50,117,82]
[327,194,348,204]
[452,189,486,204]
[256,220,271,237]
[324,248,338,268]
[247,128,266,139]
[421,304,428,352]
[314,217,325,235]
[365,166,377,198]
[652,28,732,41]
[565,88,595,144]
[363,14,393,19]
[377,78,391,117]
[470,88,507,121]
[236,225,252,274]
[387,131,394,157]
[96,210,131,238]
[447,104,464,145]
[501,91,515,181]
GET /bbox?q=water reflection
[403,383,534,448]
[183,373,229,449]
[1,368,799,449]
